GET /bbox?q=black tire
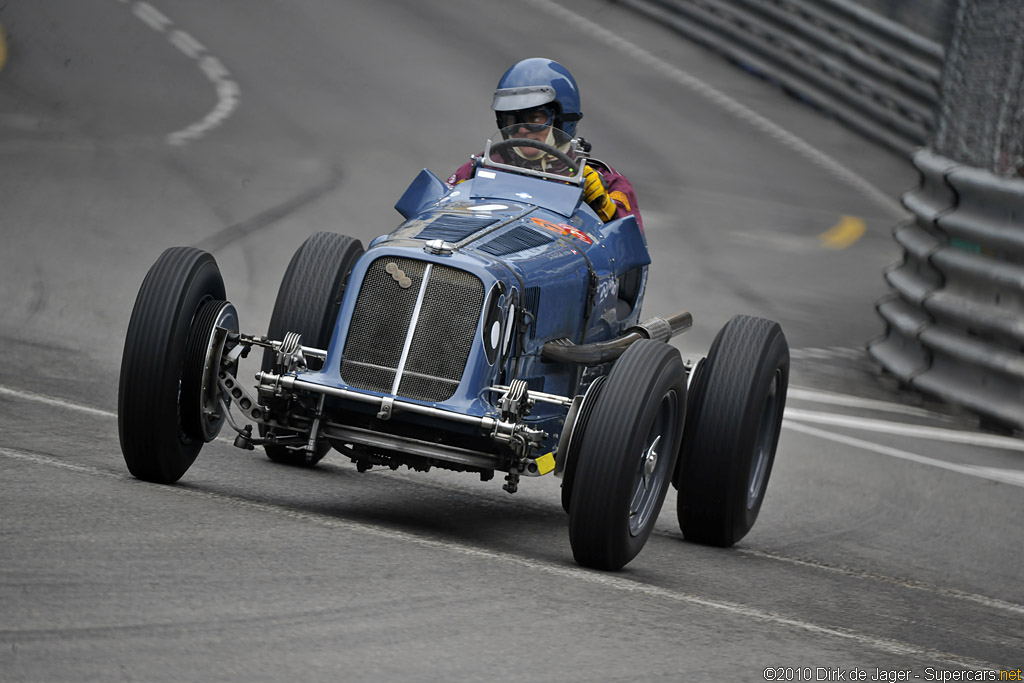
[677,315,789,547]
[568,340,687,570]
[560,376,606,514]
[118,247,225,484]
[261,232,364,466]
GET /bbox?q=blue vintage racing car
[118,128,790,571]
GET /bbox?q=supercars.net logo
[762,668,1022,681]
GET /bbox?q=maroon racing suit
[446,156,644,233]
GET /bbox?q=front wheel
[261,232,364,466]
[677,315,789,547]
[568,340,687,571]
[118,247,229,484]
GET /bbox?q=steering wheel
[489,138,578,174]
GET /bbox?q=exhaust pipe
[541,311,692,365]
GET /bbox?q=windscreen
[480,126,584,184]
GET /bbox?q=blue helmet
[492,58,583,137]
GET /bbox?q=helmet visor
[496,106,556,133]
[492,85,557,113]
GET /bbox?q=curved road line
[785,421,1024,488]
[523,0,908,220]
[117,0,240,145]
[785,408,1024,453]
[788,386,952,420]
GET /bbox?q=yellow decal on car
[534,452,556,475]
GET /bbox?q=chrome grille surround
[341,256,484,403]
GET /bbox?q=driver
[447,58,643,230]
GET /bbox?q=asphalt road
[1,0,1021,680]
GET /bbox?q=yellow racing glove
[583,165,617,222]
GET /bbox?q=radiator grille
[341,258,426,393]
[341,257,483,402]
[523,286,541,336]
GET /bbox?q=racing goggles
[496,106,556,132]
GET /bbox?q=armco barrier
[618,1,1022,428]
[622,0,943,155]
[869,149,1024,430]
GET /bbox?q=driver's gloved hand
[583,165,616,222]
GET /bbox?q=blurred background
[1,0,1021,680]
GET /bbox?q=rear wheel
[118,248,229,484]
[261,232,364,466]
[568,340,687,571]
[677,315,789,546]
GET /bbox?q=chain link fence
[621,0,1024,428]
[870,0,1024,431]
[933,0,1024,176]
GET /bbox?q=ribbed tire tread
[568,340,687,570]
[118,247,225,483]
[678,315,789,546]
[261,232,364,466]
[263,233,364,357]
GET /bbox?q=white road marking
[789,346,866,361]
[2,447,112,476]
[0,386,242,448]
[4,381,1022,470]
[0,386,116,418]
[785,408,1024,452]
[784,421,1024,488]
[736,548,1024,617]
[119,1,240,145]
[168,29,204,59]
[523,0,907,219]
[0,444,1006,670]
[132,2,171,32]
[5,381,1022,636]
[963,466,1024,487]
[788,386,955,420]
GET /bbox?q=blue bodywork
[295,162,650,453]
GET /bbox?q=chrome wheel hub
[629,390,678,538]
[642,435,661,483]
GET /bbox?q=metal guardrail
[869,149,1024,430]
[621,0,944,155]
[620,1,1022,430]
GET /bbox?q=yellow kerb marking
[819,215,865,250]
[0,23,7,72]
[534,452,556,475]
